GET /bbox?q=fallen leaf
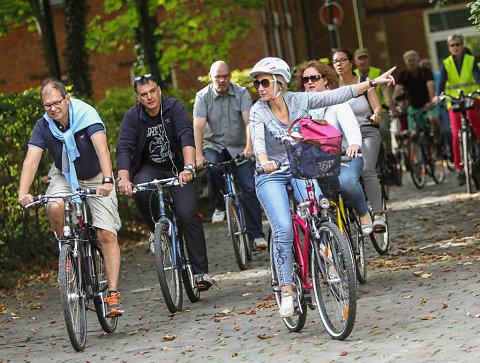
[442,302,449,309]
[139,315,145,320]
[139,350,151,355]
[128,330,138,335]
[403,295,412,299]
[162,347,173,352]
[419,273,432,279]
[18,343,26,347]
[162,334,176,341]
[340,351,348,356]
[421,298,427,305]
[230,353,238,357]
[185,347,195,352]
[421,315,435,320]
[242,293,252,297]
[412,270,425,276]
[258,334,275,340]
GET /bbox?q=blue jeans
[339,156,368,217]
[256,172,321,287]
[204,148,264,239]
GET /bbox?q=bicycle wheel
[431,143,445,184]
[59,243,87,351]
[269,232,306,332]
[461,130,474,193]
[81,227,118,333]
[154,223,183,312]
[345,208,366,284]
[471,140,480,190]
[178,233,200,303]
[311,221,356,340]
[370,195,390,255]
[409,139,426,188]
[226,197,249,270]
[393,150,403,186]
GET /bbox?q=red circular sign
[319,2,343,27]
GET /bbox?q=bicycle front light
[63,225,71,237]
[319,197,330,210]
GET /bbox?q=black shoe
[457,171,466,186]
[195,273,213,291]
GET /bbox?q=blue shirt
[28,119,105,180]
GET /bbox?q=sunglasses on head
[134,73,152,82]
[253,79,272,90]
[302,74,325,84]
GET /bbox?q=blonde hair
[275,75,288,93]
[447,34,464,45]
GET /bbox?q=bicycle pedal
[374,226,386,233]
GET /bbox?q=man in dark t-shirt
[116,74,212,291]
[393,50,442,143]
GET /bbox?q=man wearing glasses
[435,34,480,185]
[18,80,124,317]
[193,61,267,249]
[116,74,213,290]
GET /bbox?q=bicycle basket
[284,136,342,179]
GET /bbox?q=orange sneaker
[104,292,124,317]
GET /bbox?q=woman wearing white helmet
[250,56,395,318]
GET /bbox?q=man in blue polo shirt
[18,80,124,317]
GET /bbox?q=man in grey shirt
[193,60,266,248]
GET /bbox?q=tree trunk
[30,0,61,80]
[64,0,92,99]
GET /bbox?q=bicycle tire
[269,230,306,332]
[394,152,403,186]
[370,195,390,255]
[178,233,200,303]
[59,243,87,351]
[311,221,356,340]
[154,223,183,313]
[226,197,249,270]
[427,141,445,184]
[346,208,366,284]
[409,138,426,188]
[80,227,118,333]
[471,140,480,190]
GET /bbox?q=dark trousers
[203,148,264,239]
[133,164,208,274]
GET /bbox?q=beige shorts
[46,168,121,235]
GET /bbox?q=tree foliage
[0,0,35,36]
[86,0,264,82]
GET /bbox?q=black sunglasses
[302,74,324,84]
[253,79,271,90]
[134,73,152,82]
[449,43,461,47]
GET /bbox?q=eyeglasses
[253,79,271,90]
[214,74,230,80]
[333,58,349,65]
[302,74,325,84]
[449,43,461,47]
[134,73,152,82]
[43,97,65,110]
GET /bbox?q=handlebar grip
[256,167,266,175]
[341,155,352,162]
[84,188,98,195]
[32,195,42,202]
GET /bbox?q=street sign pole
[326,0,338,51]
[320,1,343,53]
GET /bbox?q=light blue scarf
[44,98,104,193]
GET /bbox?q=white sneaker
[211,209,226,223]
[254,237,267,249]
[373,215,386,231]
[278,290,294,318]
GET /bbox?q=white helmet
[250,57,291,83]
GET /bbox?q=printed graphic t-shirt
[141,113,176,170]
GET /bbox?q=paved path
[1,169,480,362]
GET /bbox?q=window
[424,3,480,70]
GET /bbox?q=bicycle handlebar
[25,188,100,208]
[255,156,355,175]
[202,154,247,169]
[131,177,181,194]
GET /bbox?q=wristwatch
[184,164,196,178]
[102,177,114,184]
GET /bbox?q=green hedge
[0,88,55,282]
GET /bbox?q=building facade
[0,0,476,100]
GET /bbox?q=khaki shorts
[46,168,121,235]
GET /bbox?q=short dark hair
[134,74,158,93]
[40,79,68,98]
[332,48,356,75]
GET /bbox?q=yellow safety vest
[354,66,385,105]
[444,54,479,108]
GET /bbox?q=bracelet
[369,79,377,87]
[374,111,381,117]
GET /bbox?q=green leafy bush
[0,88,55,284]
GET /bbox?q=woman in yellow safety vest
[436,34,480,186]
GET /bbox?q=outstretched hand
[377,66,396,87]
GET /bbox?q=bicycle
[25,189,118,351]
[129,177,200,313]
[203,154,253,270]
[407,107,445,188]
[439,90,480,193]
[259,160,357,340]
